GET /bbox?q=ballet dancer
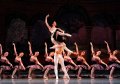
[43,42,54,79]
[50,33,73,79]
[0,44,13,78]
[11,43,25,78]
[105,41,120,79]
[63,51,77,72]
[74,42,90,79]
[90,42,108,79]
[45,14,71,39]
[27,41,44,79]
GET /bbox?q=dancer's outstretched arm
[0,44,3,55]
[36,58,44,68]
[100,60,108,67]
[50,45,59,49]
[28,41,33,56]
[90,42,95,55]
[74,42,79,55]
[83,59,91,69]
[70,58,77,67]
[64,44,73,54]
[116,59,120,64]
[20,59,25,70]
[49,52,54,57]
[45,14,51,31]
[104,41,111,54]
[45,42,48,57]
[66,52,76,66]
[13,43,18,56]
[6,58,13,67]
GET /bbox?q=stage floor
[1,78,120,84]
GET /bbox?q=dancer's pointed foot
[65,34,72,37]
[43,76,48,80]
[11,76,14,79]
[63,76,70,79]
[77,76,82,79]
[90,75,95,79]
[56,77,58,80]
[28,76,32,80]
[109,76,113,79]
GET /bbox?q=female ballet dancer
[11,43,25,78]
[0,44,13,78]
[50,33,74,79]
[90,42,108,79]
[45,14,71,39]
[74,42,90,79]
[105,41,120,79]
[27,41,44,79]
[43,42,54,79]
[63,51,77,72]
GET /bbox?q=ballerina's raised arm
[45,42,49,57]
[28,41,33,56]
[74,42,79,55]
[0,44,3,56]
[45,14,52,31]
[13,43,18,56]
[90,42,95,56]
[104,41,112,55]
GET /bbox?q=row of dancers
[1,14,120,80]
[0,41,120,79]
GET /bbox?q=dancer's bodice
[0,57,9,65]
[15,57,21,63]
[108,56,118,65]
[50,27,57,34]
[77,56,84,64]
[92,56,101,64]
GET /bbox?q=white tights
[54,53,69,79]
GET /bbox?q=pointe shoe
[56,77,58,80]
[77,76,82,79]
[63,76,70,79]
[90,76,95,79]
[109,76,113,79]
[28,76,32,80]
[43,76,48,79]
[90,75,95,79]
[11,76,14,79]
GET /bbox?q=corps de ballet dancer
[11,43,25,78]
[74,42,90,79]
[50,33,73,79]
[27,41,44,79]
[0,44,13,78]
[43,42,54,79]
[105,41,120,79]
[63,51,77,73]
[90,42,108,79]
